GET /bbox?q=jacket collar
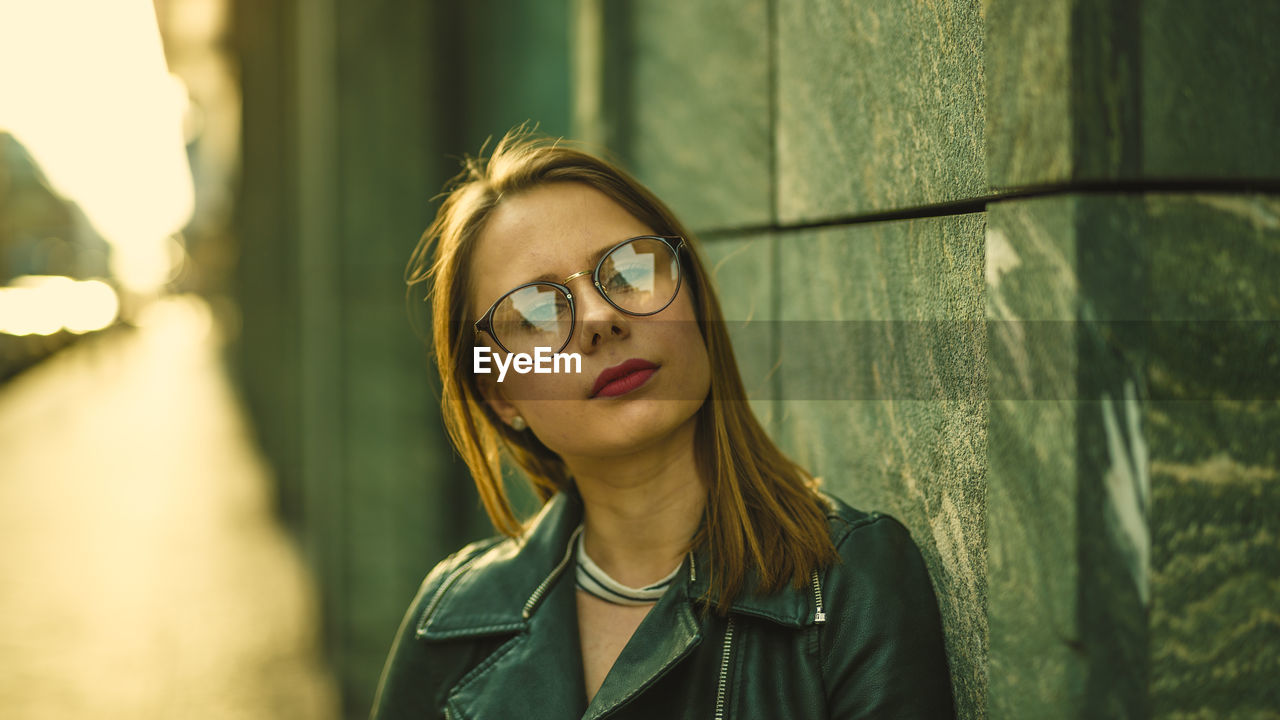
[416,488,581,639]
[420,487,820,720]
[685,539,815,629]
[417,485,817,641]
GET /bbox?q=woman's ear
[476,372,524,430]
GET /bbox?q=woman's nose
[568,275,630,352]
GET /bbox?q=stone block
[986,193,1280,717]
[986,0,1280,188]
[622,0,772,232]
[773,214,988,717]
[1141,2,1280,179]
[986,196,1086,717]
[983,0,1073,189]
[777,0,986,222]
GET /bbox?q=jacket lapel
[583,568,703,720]
[418,490,589,719]
[418,491,581,639]
[579,519,820,719]
[443,563,587,719]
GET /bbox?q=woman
[371,130,955,719]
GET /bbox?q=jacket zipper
[810,569,826,624]
[715,617,735,720]
[523,525,584,619]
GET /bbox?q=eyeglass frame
[473,234,688,356]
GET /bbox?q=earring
[510,416,527,431]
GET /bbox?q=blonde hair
[406,129,836,609]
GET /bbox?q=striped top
[574,525,681,606]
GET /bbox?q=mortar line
[698,178,1280,239]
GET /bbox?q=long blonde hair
[406,129,837,609]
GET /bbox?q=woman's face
[467,181,711,461]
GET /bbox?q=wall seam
[766,0,781,413]
[698,178,1280,239]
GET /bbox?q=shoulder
[819,491,922,560]
[424,534,508,590]
[816,490,939,621]
[406,534,509,631]
[812,493,956,716]
[820,491,892,541]
[369,535,512,719]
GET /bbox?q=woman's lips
[591,358,659,398]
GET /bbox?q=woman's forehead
[468,183,652,303]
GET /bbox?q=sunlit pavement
[0,297,341,719]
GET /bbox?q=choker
[574,526,681,606]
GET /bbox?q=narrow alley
[0,296,341,719]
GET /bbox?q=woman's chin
[538,403,698,462]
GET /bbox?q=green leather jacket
[370,488,955,719]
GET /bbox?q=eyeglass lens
[489,237,679,355]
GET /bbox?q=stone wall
[586,1,1279,718]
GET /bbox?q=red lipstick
[590,358,659,398]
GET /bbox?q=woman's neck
[565,416,705,589]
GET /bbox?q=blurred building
[230,1,573,715]
[0,133,112,378]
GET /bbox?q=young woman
[371,130,955,719]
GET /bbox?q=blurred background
[1,0,1276,718]
[0,1,577,717]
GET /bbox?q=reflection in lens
[601,237,678,314]
[492,283,570,354]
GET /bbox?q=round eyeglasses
[474,235,686,357]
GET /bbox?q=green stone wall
[590,1,1278,718]
[987,194,1280,717]
[231,0,1278,715]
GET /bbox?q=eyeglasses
[474,235,686,356]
